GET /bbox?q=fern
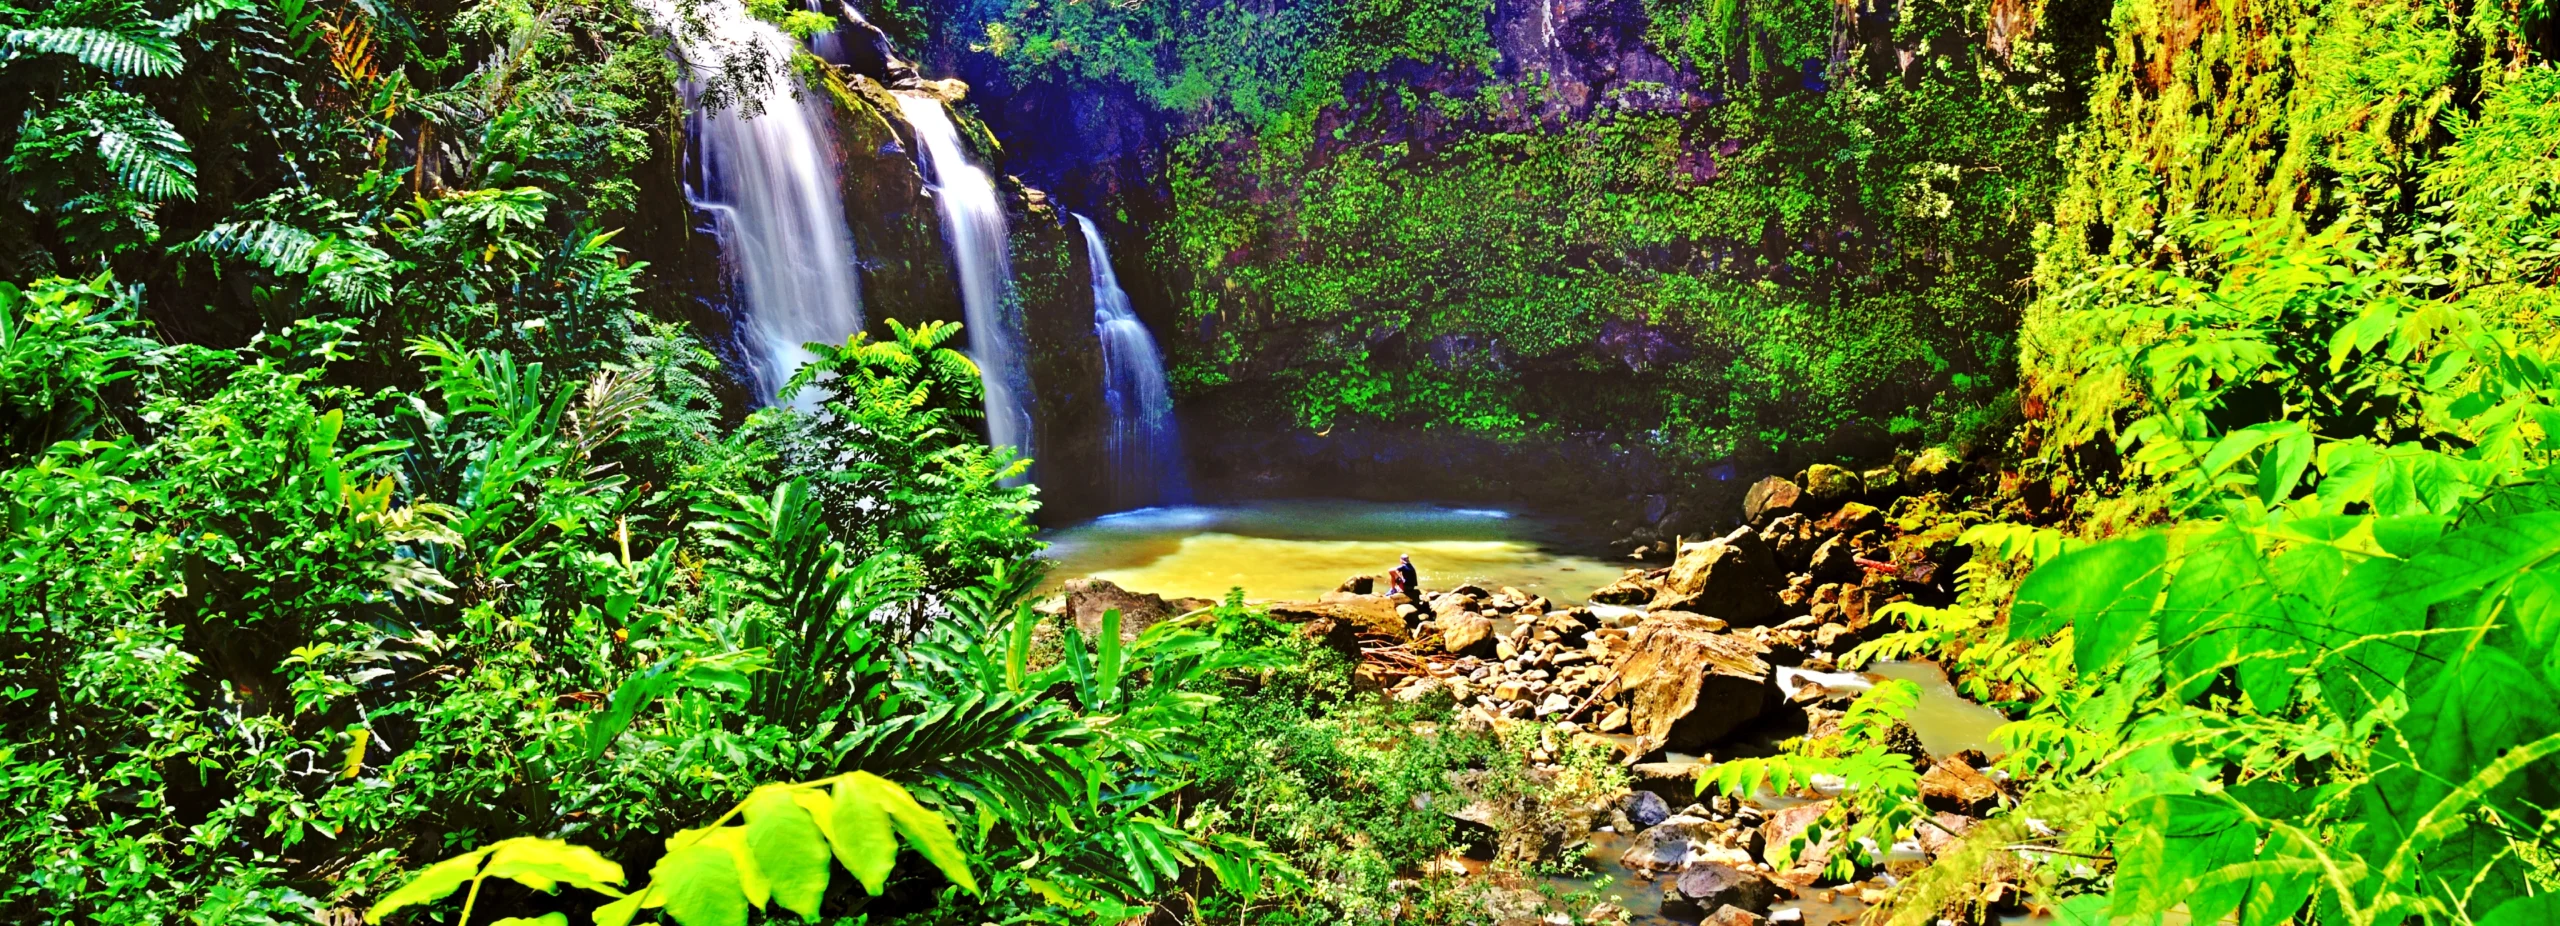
[183,220,322,272]
[4,25,184,78]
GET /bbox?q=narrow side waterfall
[896,94,1033,466]
[662,0,865,401]
[1075,214,1189,507]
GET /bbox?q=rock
[1663,863,1785,918]
[1620,790,1672,829]
[1659,529,1785,625]
[1395,676,1443,703]
[1266,596,1408,643]
[1699,905,1768,926]
[1061,578,1182,641]
[1337,574,1378,595]
[1618,815,1712,872]
[1758,801,1841,878]
[1610,612,1774,752]
[1440,612,1497,656]
[1808,535,1859,584]
[1906,445,1961,487]
[1812,622,1853,650]
[1294,616,1359,659]
[1589,570,1658,605]
[1493,680,1529,702]
[1860,465,1904,502]
[1597,706,1630,732]
[1450,583,1492,599]
[1759,514,1819,571]
[1915,811,1978,856]
[1535,692,1576,717]
[1919,756,2005,815]
[1816,502,1883,536]
[1743,476,1804,524]
[1803,464,1863,504]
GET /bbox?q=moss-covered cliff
[911,0,2094,523]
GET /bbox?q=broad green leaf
[2258,427,2313,506]
[490,915,569,926]
[592,891,646,926]
[824,777,898,893]
[480,837,625,895]
[741,786,831,920]
[365,845,495,923]
[2008,531,2172,651]
[2478,892,2560,926]
[2389,512,2560,609]
[847,772,976,892]
[650,842,747,926]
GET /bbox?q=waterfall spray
[896,94,1033,469]
[1076,214,1188,508]
[657,0,866,403]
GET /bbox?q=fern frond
[184,220,321,272]
[94,109,196,201]
[5,25,184,77]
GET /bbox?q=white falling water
[656,0,865,403]
[1075,214,1188,507]
[896,94,1032,466]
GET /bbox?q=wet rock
[1267,596,1408,643]
[1744,476,1804,524]
[1441,612,1497,657]
[1919,756,2005,815]
[1337,574,1378,595]
[1663,863,1786,918]
[1660,528,1785,625]
[1611,612,1773,752]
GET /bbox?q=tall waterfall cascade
[654,0,866,403]
[1075,214,1189,508]
[896,94,1033,468]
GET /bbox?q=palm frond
[93,106,197,201]
[183,220,321,273]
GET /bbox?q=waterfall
[1075,214,1189,508]
[660,0,865,402]
[895,94,1033,467]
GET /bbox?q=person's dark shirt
[1394,562,1418,594]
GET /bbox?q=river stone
[1610,612,1773,753]
[1803,464,1863,505]
[1861,465,1904,501]
[1659,529,1784,626]
[1266,596,1408,643]
[1617,814,1711,872]
[1620,790,1672,828]
[1758,800,1841,878]
[1808,535,1859,584]
[1441,611,1497,656]
[1337,574,1378,595]
[1663,863,1785,918]
[1758,513,1818,571]
[1743,476,1803,524]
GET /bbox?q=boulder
[1660,529,1785,625]
[1743,476,1803,524]
[1610,612,1773,752]
[1919,757,2005,815]
[1816,502,1883,536]
[1808,535,1859,584]
[1803,464,1863,505]
[1906,445,1961,487]
[1662,863,1786,918]
[1860,465,1904,502]
[1337,574,1378,595]
[1915,811,1978,856]
[1061,578,1181,641]
[1619,816,1710,873]
[1267,596,1408,643]
[1440,612,1497,656]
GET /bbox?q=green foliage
[1707,679,1929,880]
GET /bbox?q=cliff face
[911,0,2089,526]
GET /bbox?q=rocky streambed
[1045,455,2025,925]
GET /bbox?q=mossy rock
[1803,463,1863,504]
